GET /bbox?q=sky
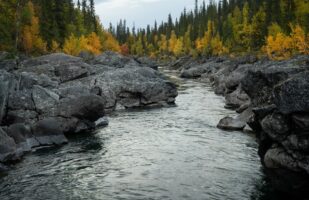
[93,0,210,29]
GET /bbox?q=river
[0,70,282,200]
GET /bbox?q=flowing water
[0,70,281,200]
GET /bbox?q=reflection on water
[0,71,282,200]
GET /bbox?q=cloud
[94,0,209,28]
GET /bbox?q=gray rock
[6,110,38,124]
[55,64,88,83]
[0,70,16,124]
[58,85,91,99]
[20,53,91,83]
[282,134,309,153]
[58,95,105,121]
[135,56,158,70]
[95,117,109,128]
[225,85,249,109]
[7,124,36,156]
[31,118,68,145]
[19,72,58,90]
[264,146,299,172]
[292,114,309,132]
[261,113,290,142]
[93,51,138,67]
[0,127,16,162]
[32,85,59,115]
[0,163,9,172]
[217,108,253,131]
[217,116,246,130]
[8,90,35,110]
[274,72,309,114]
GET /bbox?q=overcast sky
[93,0,210,29]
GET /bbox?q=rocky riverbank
[169,55,309,197]
[0,51,178,170]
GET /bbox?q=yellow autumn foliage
[290,25,309,55]
[51,40,60,53]
[264,24,308,60]
[20,1,46,54]
[265,33,293,60]
[63,32,102,56]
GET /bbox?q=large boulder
[19,53,91,83]
[31,118,68,145]
[58,94,105,121]
[241,58,307,107]
[274,72,309,114]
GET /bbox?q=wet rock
[252,104,277,120]
[217,116,246,130]
[7,124,36,155]
[95,117,109,128]
[58,94,105,121]
[264,146,299,172]
[261,113,290,142]
[217,108,253,131]
[243,124,254,133]
[225,85,249,109]
[0,163,9,172]
[274,72,309,114]
[31,118,68,146]
[0,127,16,162]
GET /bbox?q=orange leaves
[101,31,121,53]
[264,24,308,60]
[87,32,102,55]
[211,35,229,56]
[195,21,228,56]
[291,25,309,55]
[63,32,102,56]
[264,33,293,60]
[120,44,129,56]
[20,1,46,54]
[21,26,33,53]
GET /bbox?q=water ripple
[0,72,279,200]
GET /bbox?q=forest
[0,0,308,60]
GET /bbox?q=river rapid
[0,70,283,200]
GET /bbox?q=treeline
[0,0,120,55]
[111,0,309,60]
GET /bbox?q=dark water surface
[0,71,281,200]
